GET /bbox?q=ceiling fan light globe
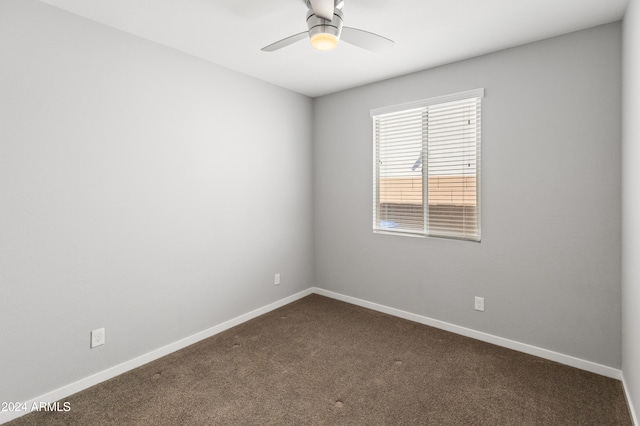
[310,32,338,51]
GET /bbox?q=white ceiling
[38,0,629,98]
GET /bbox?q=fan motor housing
[306,8,344,40]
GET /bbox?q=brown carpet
[8,294,632,425]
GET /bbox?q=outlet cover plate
[91,328,105,348]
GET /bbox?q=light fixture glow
[310,32,338,51]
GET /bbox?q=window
[371,89,483,241]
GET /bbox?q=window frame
[371,89,484,242]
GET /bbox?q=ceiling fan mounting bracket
[304,0,344,11]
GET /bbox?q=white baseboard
[313,287,623,380]
[0,288,314,425]
[622,373,639,425]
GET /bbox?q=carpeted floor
[7,294,632,425]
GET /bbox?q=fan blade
[262,32,309,52]
[309,0,335,20]
[341,27,394,52]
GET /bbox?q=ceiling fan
[261,0,394,52]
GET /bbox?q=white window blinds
[371,89,483,241]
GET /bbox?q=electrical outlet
[91,328,105,348]
[474,297,485,312]
[274,273,280,286]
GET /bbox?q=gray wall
[0,0,313,403]
[623,0,640,418]
[314,23,622,368]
